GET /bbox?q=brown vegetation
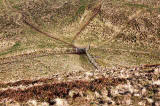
[0,77,126,102]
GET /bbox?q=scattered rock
[111,83,134,97]
[154,68,160,74]
[153,80,160,85]
[138,101,146,106]
[39,102,49,106]
[146,98,154,104]
[141,88,147,95]
[54,98,69,106]
[48,99,56,105]
[155,101,160,106]
[94,91,102,98]
[97,98,105,104]
[69,88,82,98]
[84,72,94,79]
[158,14,160,19]
[27,100,38,106]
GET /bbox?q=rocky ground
[0,65,160,105]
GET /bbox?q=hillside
[0,0,160,105]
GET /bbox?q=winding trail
[0,48,85,65]
[0,0,103,70]
[1,0,159,70]
[3,0,75,48]
[71,0,102,43]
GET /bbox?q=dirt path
[3,0,75,47]
[0,48,80,65]
[0,0,79,66]
[0,0,104,71]
[72,0,102,43]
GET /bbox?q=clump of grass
[158,8,160,12]
[12,4,21,10]
[72,0,92,21]
[0,41,21,56]
[72,5,86,21]
[76,5,86,16]
[11,42,20,49]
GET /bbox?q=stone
[54,98,69,106]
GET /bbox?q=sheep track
[0,48,79,65]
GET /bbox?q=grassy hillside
[0,0,160,105]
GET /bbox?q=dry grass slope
[0,0,160,105]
